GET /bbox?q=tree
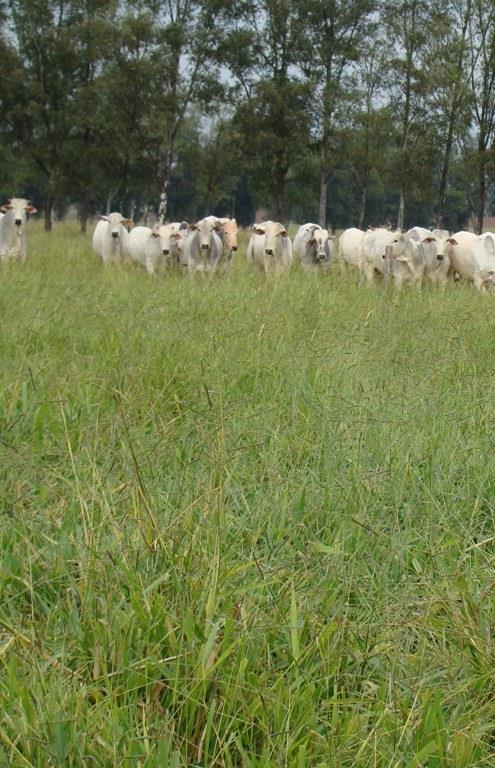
[298,0,374,227]
[348,36,389,228]
[426,0,472,228]
[467,0,495,233]
[384,0,432,229]
[0,0,113,229]
[220,0,312,221]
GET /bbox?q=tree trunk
[437,5,470,229]
[397,187,405,231]
[358,180,368,229]
[437,118,455,229]
[275,180,286,222]
[79,197,89,234]
[158,142,173,225]
[477,159,486,234]
[44,194,54,231]
[318,170,327,228]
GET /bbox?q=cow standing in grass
[294,223,334,272]
[128,222,188,275]
[184,218,224,275]
[247,221,292,274]
[339,227,365,272]
[0,198,37,261]
[92,213,132,264]
[361,228,401,283]
[446,231,495,291]
[201,216,239,273]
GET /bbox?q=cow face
[152,224,183,258]
[312,228,333,263]
[389,233,410,262]
[1,198,37,227]
[191,218,220,252]
[100,212,132,241]
[264,222,288,255]
[420,235,451,273]
[218,218,239,252]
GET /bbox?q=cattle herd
[1,199,495,291]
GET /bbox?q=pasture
[2,223,495,766]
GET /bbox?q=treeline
[1,0,494,232]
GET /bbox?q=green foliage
[2,225,495,762]
[0,0,494,226]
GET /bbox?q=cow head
[191,218,221,251]
[263,222,288,256]
[420,235,450,267]
[1,198,37,227]
[310,228,333,263]
[218,217,239,252]
[101,212,132,240]
[389,233,411,262]
[152,223,183,257]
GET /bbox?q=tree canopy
[0,0,494,231]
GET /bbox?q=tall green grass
[1,223,495,766]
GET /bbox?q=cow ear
[280,229,288,236]
[179,221,188,230]
[151,230,160,238]
[254,227,265,235]
[446,237,458,245]
[1,203,13,212]
[100,215,110,222]
[328,235,335,240]
[422,236,436,243]
[309,238,316,245]
[26,205,37,214]
[189,223,197,230]
[173,232,182,239]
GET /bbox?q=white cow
[246,221,292,274]
[389,227,451,288]
[0,198,37,261]
[129,222,188,275]
[446,231,495,291]
[202,216,239,273]
[183,217,224,275]
[294,223,334,272]
[92,212,132,264]
[361,228,401,283]
[128,226,155,273]
[339,227,365,271]
[421,230,451,287]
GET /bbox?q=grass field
[2,223,495,766]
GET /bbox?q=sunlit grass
[1,221,495,766]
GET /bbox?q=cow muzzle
[201,243,209,250]
[111,231,119,239]
[265,249,274,256]
[162,249,169,255]
[231,246,238,252]
[317,253,326,261]
[437,254,444,261]
[15,219,22,227]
